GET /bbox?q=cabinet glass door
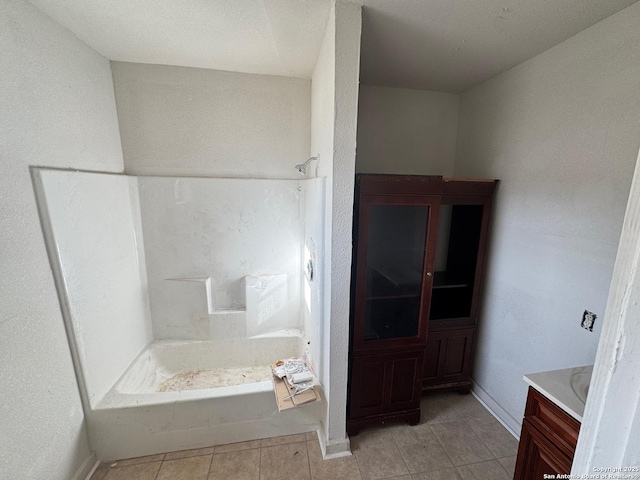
[353,196,438,351]
[364,204,427,340]
[429,201,485,325]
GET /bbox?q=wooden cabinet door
[422,328,474,390]
[514,419,572,480]
[349,350,424,420]
[351,194,440,354]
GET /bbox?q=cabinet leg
[408,411,421,426]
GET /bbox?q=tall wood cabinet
[347,175,497,435]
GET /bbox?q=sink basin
[570,366,591,404]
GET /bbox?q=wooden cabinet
[514,387,580,479]
[348,349,424,433]
[347,175,497,434]
[422,328,474,392]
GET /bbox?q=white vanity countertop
[524,365,593,422]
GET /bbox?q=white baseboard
[471,380,521,440]
[70,452,98,480]
[316,427,352,459]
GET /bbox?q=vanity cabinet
[347,175,497,434]
[514,387,580,479]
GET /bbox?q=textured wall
[112,62,311,179]
[0,1,124,479]
[310,0,362,454]
[327,0,361,450]
[455,2,640,432]
[356,86,459,176]
[573,147,640,472]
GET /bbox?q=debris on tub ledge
[271,357,320,411]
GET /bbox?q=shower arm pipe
[295,155,319,175]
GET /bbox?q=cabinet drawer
[524,387,580,456]
[514,418,572,479]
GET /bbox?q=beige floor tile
[96,406,519,480]
[89,464,109,480]
[412,467,463,480]
[164,446,215,460]
[307,439,361,480]
[390,424,433,448]
[351,430,409,480]
[429,421,494,466]
[156,455,212,480]
[420,394,465,425]
[110,453,165,467]
[453,395,494,421]
[215,439,262,454]
[209,448,260,480]
[497,456,517,476]
[465,416,518,458]
[456,460,511,480]
[391,425,453,474]
[350,428,395,451]
[260,441,310,480]
[103,462,161,480]
[261,433,308,447]
[354,424,408,439]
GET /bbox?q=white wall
[310,0,361,457]
[0,1,124,478]
[356,86,459,175]
[111,62,311,179]
[326,0,360,453]
[35,170,153,410]
[455,1,640,432]
[137,176,303,339]
[573,148,640,473]
[311,6,337,451]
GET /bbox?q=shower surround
[33,168,325,460]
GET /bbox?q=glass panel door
[362,204,430,341]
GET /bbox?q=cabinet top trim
[356,174,498,196]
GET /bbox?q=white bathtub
[88,332,322,461]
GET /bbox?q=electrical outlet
[581,310,597,331]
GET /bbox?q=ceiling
[29,0,639,93]
[28,0,334,78]
[359,0,640,92]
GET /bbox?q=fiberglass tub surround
[34,169,325,461]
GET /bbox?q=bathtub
[88,332,322,461]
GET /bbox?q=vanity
[514,366,592,479]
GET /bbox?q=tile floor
[90,392,518,480]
